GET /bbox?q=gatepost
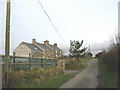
[57,60,65,70]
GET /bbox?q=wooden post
[5,0,10,56]
[29,53,31,69]
[49,59,51,67]
[13,57,15,63]
[4,0,11,88]
[41,59,43,68]
[57,60,65,70]
[29,58,30,69]
[12,53,15,71]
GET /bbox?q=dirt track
[59,59,99,88]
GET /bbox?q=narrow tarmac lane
[59,59,99,88]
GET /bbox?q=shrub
[100,44,119,73]
[65,59,86,70]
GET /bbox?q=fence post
[41,59,43,68]
[13,57,15,71]
[57,60,65,70]
[49,59,50,67]
[13,57,15,63]
[29,57,31,69]
[56,59,57,67]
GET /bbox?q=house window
[55,50,57,54]
[13,52,15,56]
[56,54,57,58]
[60,51,62,55]
[34,48,37,50]
[21,47,23,50]
[59,51,62,57]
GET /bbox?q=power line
[37,0,67,44]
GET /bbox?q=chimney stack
[54,43,57,46]
[32,38,36,44]
[44,40,49,45]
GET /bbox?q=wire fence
[1,56,57,71]
[1,55,59,88]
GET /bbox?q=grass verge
[98,59,118,88]
[20,73,74,88]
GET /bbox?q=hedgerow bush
[65,59,87,70]
[100,44,118,73]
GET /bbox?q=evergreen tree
[69,40,87,62]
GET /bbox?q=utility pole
[5,0,11,56]
[4,0,11,88]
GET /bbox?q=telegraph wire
[37,0,68,45]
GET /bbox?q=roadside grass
[98,59,118,88]
[81,57,93,62]
[6,57,91,88]
[8,67,75,88]
[20,73,74,88]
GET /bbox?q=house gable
[13,42,32,57]
[14,42,31,52]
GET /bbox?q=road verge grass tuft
[20,73,73,88]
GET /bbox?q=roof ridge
[22,42,32,45]
[36,42,51,50]
[36,42,47,45]
[48,44,61,50]
[23,42,42,52]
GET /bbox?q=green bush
[98,58,118,88]
[100,44,118,73]
[97,40,119,88]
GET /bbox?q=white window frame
[56,54,58,57]
[55,50,57,54]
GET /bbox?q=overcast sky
[0,0,118,55]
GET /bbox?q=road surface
[59,59,99,88]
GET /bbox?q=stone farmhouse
[13,39,62,59]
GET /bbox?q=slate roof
[22,42,61,52]
[36,42,51,50]
[23,42,42,52]
[48,44,61,50]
